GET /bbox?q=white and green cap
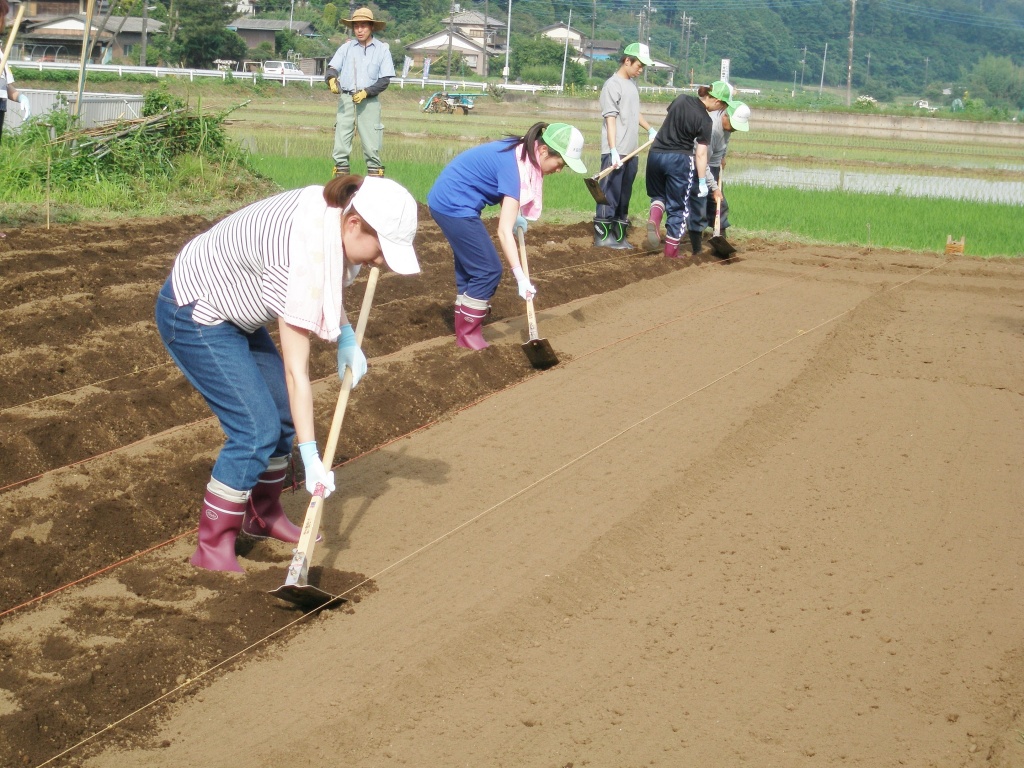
[709,80,734,104]
[542,123,587,174]
[726,101,750,131]
[623,42,653,66]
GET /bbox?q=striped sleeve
[171,190,303,332]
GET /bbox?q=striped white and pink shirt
[171,187,353,341]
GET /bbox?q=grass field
[223,90,1022,256]
[6,77,1023,256]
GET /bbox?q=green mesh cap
[541,123,587,174]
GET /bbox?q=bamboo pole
[74,0,98,120]
[0,3,27,77]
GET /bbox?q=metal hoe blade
[269,550,345,610]
[709,235,736,258]
[709,172,737,258]
[517,229,559,370]
[584,176,609,205]
[522,337,558,369]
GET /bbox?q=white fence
[6,60,762,101]
[7,59,499,92]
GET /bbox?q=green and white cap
[623,42,653,66]
[709,80,734,104]
[726,101,750,131]
[542,123,587,174]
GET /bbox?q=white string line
[33,603,326,768]
[328,256,952,597]
[33,256,945,768]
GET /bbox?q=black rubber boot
[610,220,633,250]
[593,219,616,247]
[688,229,704,255]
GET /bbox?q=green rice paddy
[236,102,1022,257]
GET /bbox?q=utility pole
[846,0,856,106]
[588,0,595,78]
[140,0,148,67]
[446,0,455,78]
[800,44,807,86]
[679,12,686,74]
[924,55,929,86]
[865,51,870,80]
[502,0,511,84]
[559,7,571,90]
[644,0,652,83]
[684,15,694,83]
[483,0,489,77]
[818,41,827,97]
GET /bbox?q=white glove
[697,177,709,198]
[17,93,30,119]
[511,266,536,301]
[647,126,657,142]
[610,148,622,168]
[298,441,336,498]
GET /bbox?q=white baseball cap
[350,177,421,274]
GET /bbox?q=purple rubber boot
[242,467,303,544]
[191,486,246,572]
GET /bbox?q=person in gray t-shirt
[593,43,657,249]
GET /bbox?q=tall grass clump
[0,87,273,225]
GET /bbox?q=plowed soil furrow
[0,220,681,487]
[1,211,1021,768]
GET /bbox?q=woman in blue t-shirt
[428,122,587,350]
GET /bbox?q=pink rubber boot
[646,202,665,249]
[455,295,490,350]
[191,484,246,572]
[241,465,303,544]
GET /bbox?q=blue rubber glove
[610,148,622,168]
[647,126,657,142]
[698,177,709,198]
[298,441,335,497]
[514,214,528,236]
[336,323,367,388]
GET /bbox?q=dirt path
[1,218,1022,767]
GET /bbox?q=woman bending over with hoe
[156,175,420,572]
[427,122,587,350]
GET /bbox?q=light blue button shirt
[328,38,396,92]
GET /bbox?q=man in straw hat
[325,7,395,178]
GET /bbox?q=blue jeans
[430,208,504,301]
[156,278,294,491]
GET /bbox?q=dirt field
[1,213,1022,768]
